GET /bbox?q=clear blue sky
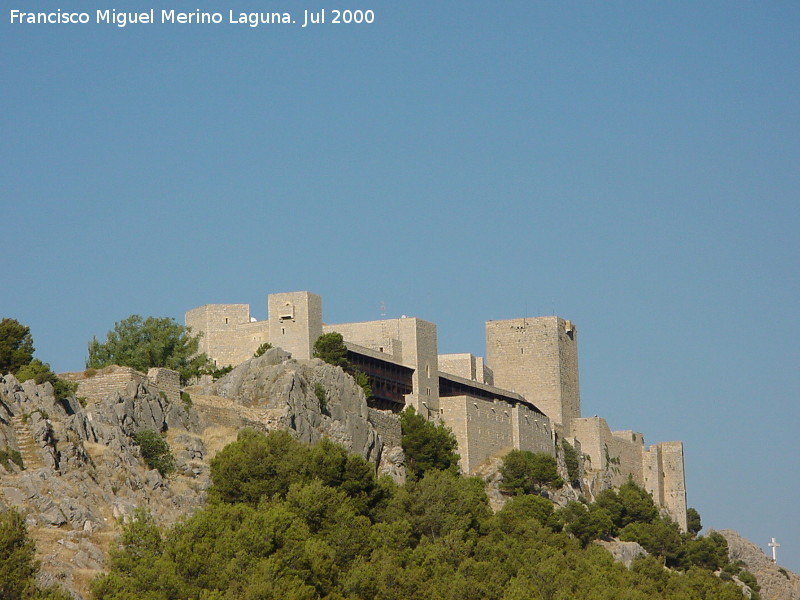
[2,0,799,572]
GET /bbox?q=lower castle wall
[440,395,554,474]
[71,367,148,403]
[65,366,182,406]
[512,403,554,457]
[569,417,644,487]
[367,408,402,449]
[147,368,180,404]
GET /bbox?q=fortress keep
[186,291,687,529]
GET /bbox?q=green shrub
[561,439,580,484]
[253,342,273,357]
[134,430,175,476]
[354,370,372,398]
[313,332,349,368]
[180,391,192,409]
[15,359,76,400]
[0,449,24,471]
[399,407,460,479]
[314,383,327,412]
[500,450,564,495]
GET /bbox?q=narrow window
[225,318,228,324]
[282,327,285,335]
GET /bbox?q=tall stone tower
[486,316,581,430]
[268,291,323,360]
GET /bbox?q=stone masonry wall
[438,354,477,381]
[486,317,580,428]
[659,441,688,530]
[440,395,512,473]
[438,353,492,384]
[512,403,554,457]
[71,367,148,403]
[367,408,402,449]
[440,394,554,474]
[64,366,183,407]
[268,292,322,360]
[185,304,270,367]
[328,316,439,414]
[570,417,644,487]
[147,368,180,404]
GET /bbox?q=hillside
[0,349,797,599]
[0,349,400,598]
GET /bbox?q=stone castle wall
[327,316,439,414]
[438,353,493,385]
[440,394,554,473]
[185,291,687,529]
[185,304,270,367]
[367,408,402,449]
[486,317,580,429]
[65,366,182,406]
[269,292,322,360]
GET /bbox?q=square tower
[486,316,581,429]
[268,292,323,360]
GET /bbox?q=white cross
[768,537,780,563]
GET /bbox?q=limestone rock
[596,539,648,568]
[718,529,800,600]
[208,350,399,470]
[0,352,406,600]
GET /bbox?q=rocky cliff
[718,529,800,600]
[0,349,403,599]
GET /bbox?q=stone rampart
[64,366,182,406]
[69,367,148,403]
[440,394,553,473]
[147,368,180,404]
[367,408,402,449]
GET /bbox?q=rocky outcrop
[596,539,648,568]
[1,352,405,599]
[205,349,404,477]
[0,372,209,598]
[718,529,800,600]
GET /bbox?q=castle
[186,291,687,529]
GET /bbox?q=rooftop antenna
[380,300,386,318]
[769,537,780,563]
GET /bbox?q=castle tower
[185,303,256,367]
[486,316,581,430]
[268,291,323,360]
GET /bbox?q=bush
[313,332,349,368]
[0,508,71,599]
[180,391,192,409]
[253,342,273,357]
[399,407,460,479]
[14,359,77,400]
[0,319,34,376]
[353,370,372,398]
[134,430,175,476]
[500,450,563,495]
[561,439,580,484]
[87,315,211,383]
[0,449,24,471]
[314,383,327,412]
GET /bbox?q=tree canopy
[92,433,751,600]
[0,509,70,599]
[0,318,35,376]
[399,406,460,479]
[87,315,211,383]
[500,450,564,495]
[313,332,349,368]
